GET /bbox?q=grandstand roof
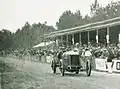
[46,16,120,38]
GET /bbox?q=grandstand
[46,16,120,46]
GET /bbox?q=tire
[86,61,91,76]
[53,65,56,74]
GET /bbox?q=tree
[90,0,120,22]
[82,15,90,25]
[0,29,13,51]
[90,7,108,23]
[11,21,55,50]
[56,10,83,30]
[90,0,100,15]
[0,30,5,42]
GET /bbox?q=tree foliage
[11,22,55,50]
[56,10,84,30]
[90,1,120,22]
[1,0,120,51]
[0,22,55,51]
[0,29,13,51]
[56,0,120,30]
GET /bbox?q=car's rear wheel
[52,65,56,74]
[86,61,91,76]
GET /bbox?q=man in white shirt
[85,48,92,57]
[81,47,92,69]
[85,48,92,66]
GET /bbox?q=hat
[85,47,89,50]
[75,43,79,46]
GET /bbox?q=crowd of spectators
[56,42,120,62]
[1,42,120,62]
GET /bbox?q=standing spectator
[107,47,114,73]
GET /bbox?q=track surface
[1,57,120,89]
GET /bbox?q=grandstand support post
[96,29,99,43]
[88,31,90,44]
[44,38,47,63]
[56,37,59,48]
[66,34,68,47]
[60,36,61,45]
[54,37,57,50]
[119,33,120,43]
[61,35,63,46]
[44,38,46,50]
[106,27,110,45]
[72,34,74,45]
[79,32,81,44]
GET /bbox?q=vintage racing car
[51,49,92,76]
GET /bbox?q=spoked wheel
[86,61,91,76]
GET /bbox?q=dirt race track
[0,57,120,89]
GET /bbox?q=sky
[0,0,119,32]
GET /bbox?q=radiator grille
[71,55,79,66]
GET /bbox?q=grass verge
[0,58,37,89]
